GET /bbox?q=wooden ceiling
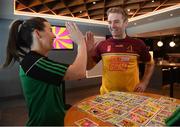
[15,0,179,21]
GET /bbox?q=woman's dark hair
[2,17,48,68]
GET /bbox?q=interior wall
[0,19,23,97]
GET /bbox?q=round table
[64,92,180,126]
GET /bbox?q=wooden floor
[0,84,180,125]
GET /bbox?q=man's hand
[85,31,95,52]
[134,82,147,92]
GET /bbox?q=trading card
[163,105,178,112]
[145,101,162,112]
[87,107,103,115]
[133,108,154,118]
[158,97,177,105]
[113,98,124,104]
[152,114,167,123]
[94,103,112,111]
[108,107,127,116]
[74,118,99,127]
[116,118,138,126]
[133,99,146,104]
[144,97,156,103]
[77,101,97,111]
[125,113,148,125]
[102,100,117,107]
[107,115,124,125]
[96,112,113,120]
[116,95,129,102]
[146,120,165,126]
[116,103,134,111]
[125,99,139,107]
[92,96,106,103]
[98,94,114,101]
[140,105,158,113]
[159,96,176,103]
[159,110,172,117]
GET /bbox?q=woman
[1,17,87,125]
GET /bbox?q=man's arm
[134,59,155,92]
[87,49,97,70]
[85,31,98,70]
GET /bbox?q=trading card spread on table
[94,103,112,111]
[76,91,179,126]
[116,118,138,126]
[159,110,172,117]
[93,96,107,103]
[106,115,124,125]
[87,107,103,115]
[77,101,98,111]
[132,108,155,119]
[142,101,162,113]
[102,100,117,107]
[152,114,167,123]
[74,118,99,127]
[146,120,165,126]
[159,96,176,103]
[96,112,113,120]
[125,112,148,125]
[108,107,127,116]
[116,103,135,111]
[163,104,179,112]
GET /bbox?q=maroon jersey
[92,36,152,94]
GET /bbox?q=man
[85,7,154,94]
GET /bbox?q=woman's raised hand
[65,22,84,45]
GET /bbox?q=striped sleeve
[27,57,69,86]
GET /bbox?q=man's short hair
[107,7,128,22]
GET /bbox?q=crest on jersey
[127,45,133,52]
[107,45,111,52]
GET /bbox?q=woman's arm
[63,22,87,80]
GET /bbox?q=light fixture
[169,41,175,47]
[93,1,96,4]
[157,41,163,47]
[80,10,82,13]
[152,0,154,2]
[127,9,130,12]
[157,36,163,47]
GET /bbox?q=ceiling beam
[153,0,168,11]
[28,0,42,7]
[131,1,146,18]
[51,2,66,10]
[88,2,104,10]
[105,0,123,7]
[16,2,28,10]
[16,0,37,13]
[61,0,74,17]
[75,11,88,18]
[67,0,84,7]
[83,0,90,19]
[38,0,56,15]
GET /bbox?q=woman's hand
[65,22,84,45]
